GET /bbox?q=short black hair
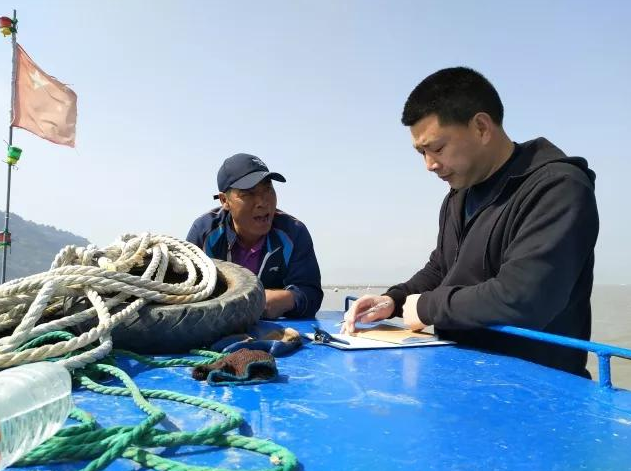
[401,67,504,127]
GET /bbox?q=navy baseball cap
[214,153,286,199]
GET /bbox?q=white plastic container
[0,362,72,470]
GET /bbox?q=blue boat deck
[12,310,631,471]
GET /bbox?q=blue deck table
[13,310,631,471]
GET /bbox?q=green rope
[113,348,226,367]
[15,330,75,351]
[12,337,298,471]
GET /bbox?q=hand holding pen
[340,295,395,334]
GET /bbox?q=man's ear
[470,112,494,144]
[218,192,230,211]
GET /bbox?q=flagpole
[1,8,17,284]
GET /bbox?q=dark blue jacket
[187,208,323,318]
[386,138,599,376]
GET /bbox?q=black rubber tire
[73,259,265,354]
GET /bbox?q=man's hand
[402,294,427,331]
[341,295,394,334]
[262,289,295,319]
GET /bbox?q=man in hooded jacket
[343,67,599,377]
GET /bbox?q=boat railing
[344,295,631,389]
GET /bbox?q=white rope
[0,233,217,370]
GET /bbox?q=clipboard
[303,324,454,350]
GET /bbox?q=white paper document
[303,325,454,350]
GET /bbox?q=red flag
[11,44,77,147]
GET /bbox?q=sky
[0,1,629,285]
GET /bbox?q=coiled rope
[0,233,217,370]
[1,235,298,470]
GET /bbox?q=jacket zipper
[258,246,281,279]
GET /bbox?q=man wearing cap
[187,153,323,319]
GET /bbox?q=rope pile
[0,233,217,370]
[0,234,299,470]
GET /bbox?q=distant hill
[0,211,90,281]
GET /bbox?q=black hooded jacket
[385,138,599,376]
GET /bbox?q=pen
[335,300,393,326]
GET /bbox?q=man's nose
[254,192,269,207]
[425,154,440,172]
